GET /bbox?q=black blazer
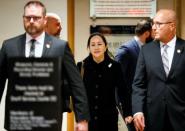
[0,33,90,129]
[132,38,185,131]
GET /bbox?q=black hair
[87,32,108,54]
[135,18,153,36]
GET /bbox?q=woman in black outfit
[77,33,131,131]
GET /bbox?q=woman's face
[89,35,107,61]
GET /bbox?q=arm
[132,48,147,131]
[0,42,8,102]
[115,46,133,122]
[62,43,90,122]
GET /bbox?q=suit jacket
[0,33,90,129]
[132,38,185,131]
[115,38,140,115]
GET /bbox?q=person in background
[115,19,153,131]
[45,12,62,38]
[132,9,185,131]
[0,1,89,131]
[45,12,72,113]
[77,32,131,131]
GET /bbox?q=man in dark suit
[132,9,185,131]
[0,1,89,131]
[115,19,153,131]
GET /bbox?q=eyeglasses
[153,22,172,28]
[23,16,43,22]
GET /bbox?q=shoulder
[116,39,136,55]
[48,35,68,46]
[3,34,25,44]
[177,37,185,44]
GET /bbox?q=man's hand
[133,113,145,131]
[75,120,88,131]
[125,116,133,124]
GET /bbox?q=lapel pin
[46,41,52,49]
[108,63,112,68]
[46,44,50,48]
[177,49,181,54]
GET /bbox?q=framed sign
[90,0,156,18]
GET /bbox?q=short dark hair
[135,18,153,36]
[24,0,46,16]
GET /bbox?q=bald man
[45,12,62,38]
[132,9,185,131]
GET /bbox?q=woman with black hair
[77,32,131,131]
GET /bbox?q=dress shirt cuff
[133,112,143,117]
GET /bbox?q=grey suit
[0,33,90,129]
[132,38,185,131]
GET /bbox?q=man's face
[23,5,46,37]
[152,12,173,42]
[46,17,61,37]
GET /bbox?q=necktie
[162,45,169,76]
[29,39,36,57]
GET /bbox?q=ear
[145,31,150,37]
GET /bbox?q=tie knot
[30,39,36,44]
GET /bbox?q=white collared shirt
[25,32,45,58]
[134,36,144,49]
[160,36,176,70]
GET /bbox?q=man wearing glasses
[0,1,89,131]
[132,9,185,131]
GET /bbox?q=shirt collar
[134,36,143,48]
[160,35,176,48]
[26,32,45,44]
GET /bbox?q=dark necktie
[29,39,36,57]
[162,45,169,76]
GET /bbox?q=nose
[30,17,34,23]
[152,24,156,30]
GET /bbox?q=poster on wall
[90,25,135,56]
[90,0,156,18]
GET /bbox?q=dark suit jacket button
[95,95,98,99]
[94,106,98,110]
[94,116,98,120]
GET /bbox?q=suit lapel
[18,34,26,56]
[154,40,167,79]
[42,33,53,57]
[168,38,184,77]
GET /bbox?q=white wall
[74,0,175,62]
[0,0,67,131]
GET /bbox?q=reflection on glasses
[153,22,172,28]
[23,16,43,21]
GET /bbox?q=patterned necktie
[29,39,36,57]
[162,45,169,76]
